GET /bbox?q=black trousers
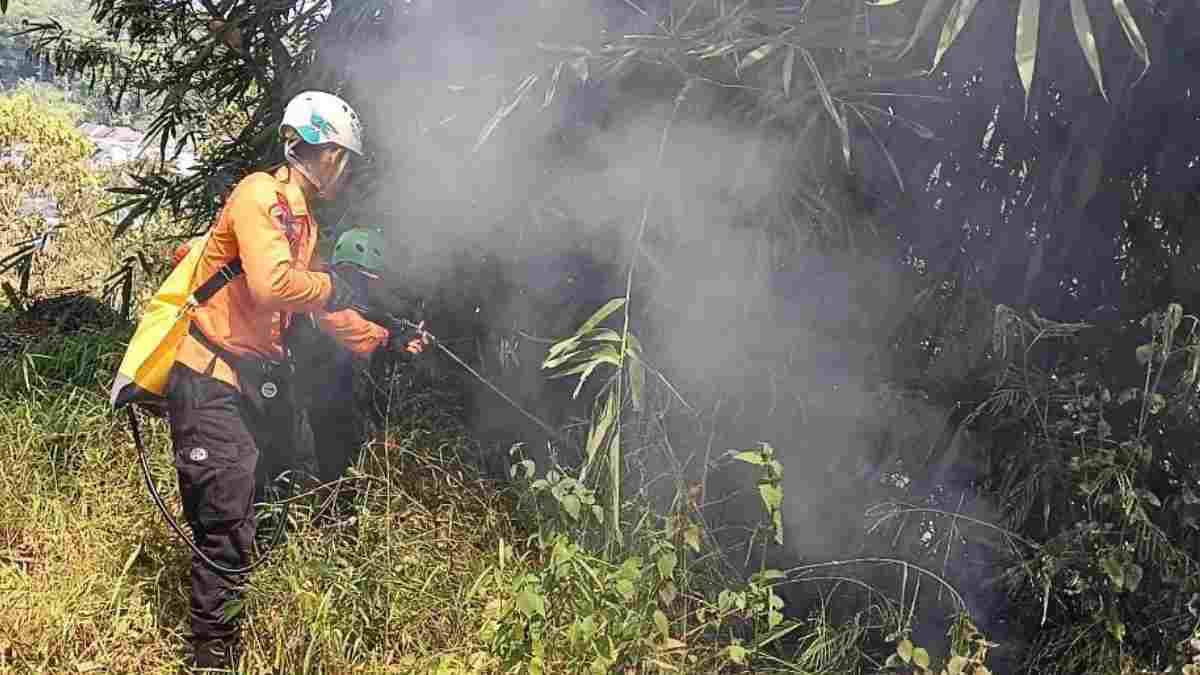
[165,364,313,642]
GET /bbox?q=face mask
[284,141,345,199]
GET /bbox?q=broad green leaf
[913,647,930,669]
[732,450,767,466]
[802,49,850,168]
[1070,0,1107,101]
[516,587,546,618]
[221,598,244,622]
[718,590,737,612]
[782,47,795,98]
[560,494,581,520]
[684,524,702,552]
[947,655,969,675]
[897,638,914,663]
[932,0,980,70]
[759,483,784,512]
[577,297,626,335]
[900,0,951,59]
[727,643,747,665]
[768,608,783,628]
[615,577,636,600]
[1112,0,1149,84]
[1015,0,1041,116]
[657,551,676,580]
[653,609,670,639]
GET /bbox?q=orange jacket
[175,165,388,390]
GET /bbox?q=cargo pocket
[168,368,259,530]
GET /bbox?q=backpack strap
[192,258,244,304]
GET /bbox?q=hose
[389,316,572,447]
[126,406,287,577]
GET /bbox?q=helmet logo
[261,381,278,399]
[189,447,209,462]
[297,111,338,144]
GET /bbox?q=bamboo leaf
[609,424,622,543]
[802,49,850,168]
[572,360,604,399]
[473,73,539,154]
[1015,0,1041,116]
[932,0,980,70]
[628,354,645,411]
[1071,0,1107,101]
[544,335,582,363]
[1112,0,1149,85]
[851,107,904,191]
[737,41,777,71]
[900,0,951,59]
[542,343,611,370]
[581,328,623,343]
[782,46,795,98]
[585,389,618,462]
[544,61,564,108]
[732,450,767,466]
[577,298,626,335]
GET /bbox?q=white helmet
[279,90,364,156]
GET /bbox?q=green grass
[0,322,748,675]
[0,314,991,675]
[0,325,528,674]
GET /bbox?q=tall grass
[0,328,523,673]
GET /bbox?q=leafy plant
[543,296,646,547]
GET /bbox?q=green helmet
[331,227,387,273]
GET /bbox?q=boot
[191,637,237,673]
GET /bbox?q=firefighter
[164,91,427,671]
[288,226,400,483]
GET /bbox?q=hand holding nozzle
[397,319,432,354]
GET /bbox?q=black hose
[126,406,287,577]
